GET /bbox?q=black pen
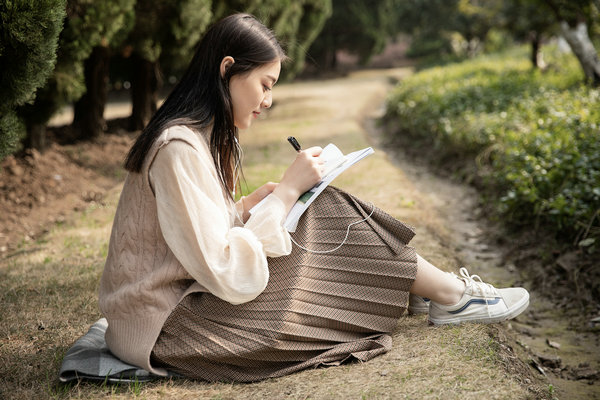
[287,136,301,152]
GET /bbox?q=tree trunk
[25,122,46,151]
[129,52,161,131]
[330,48,337,70]
[72,45,110,140]
[560,21,600,86]
[530,32,541,69]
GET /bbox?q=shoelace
[458,267,498,318]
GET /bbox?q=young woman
[98,13,529,382]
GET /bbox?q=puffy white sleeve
[149,140,291,304]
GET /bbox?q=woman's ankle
[434,280,466,306]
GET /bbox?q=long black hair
[124,13,287,196]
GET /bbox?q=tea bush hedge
[385,46,600,246]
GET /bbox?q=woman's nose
[262,93,272,108]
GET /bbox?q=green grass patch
[385,45,600,246]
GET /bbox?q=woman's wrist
[272,183,301,213]
[239,182,279,223]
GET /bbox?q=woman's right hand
[272,146,323,213]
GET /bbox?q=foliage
[215,0,332,78]
[502,0,558,42]
[141,0,333,79]
[274,0,332,78]
[393,0,599,84]
[391,0,506,59]
[0,0,66,159]
[452,0,504,53]
[307,0,397,68]
[0,112,25,161]
[125,0,212,72]
[18,0,136,147]
[541,0,597,26]
[385,46,600,243]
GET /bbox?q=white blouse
[149,136,292,305]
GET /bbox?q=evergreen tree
[258,0,332,78]
[306,0,386,69]
[125,0,213,131]
[125,0,329,130]
[214,0,332,79]
[0,0,66,159]
[391,0,459,59]
[72,0,136,140]
[18,0,136,150]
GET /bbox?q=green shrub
[385,46,600,245]
[0,0,66,158]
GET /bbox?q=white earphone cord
[235,135,374,252]
[290,202,375,254]
[232,138,243,199]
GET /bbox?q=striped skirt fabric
[150,187,418,382]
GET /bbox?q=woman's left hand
[240,182,278,222]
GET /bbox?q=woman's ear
[220,56,235,79]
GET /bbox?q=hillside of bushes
[384,45,599,300]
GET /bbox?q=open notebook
[251,143,374,232]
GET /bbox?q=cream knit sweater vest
[99,127,209,375]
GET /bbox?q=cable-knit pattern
[99,166,190,317]
[98,128,207,374]
[98,125,292,375]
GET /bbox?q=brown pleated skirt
[151,187,418,382]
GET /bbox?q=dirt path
[360,72,600,400]
[2,67,597,399]
[248,67,599,399]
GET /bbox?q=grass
[384,45,600,246]
[0,68,542,399]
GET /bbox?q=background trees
[18,0,136,150]
[214,0,332,79]
[390,0,460,59]
[0,0,66,158]
[122,0,212,131]
[116,0,331,130]
[0,0,331,157]
[0,0,598,161]
[500,0,558,68]
[71,1,136,141]
[307,0,397,69]
[542,0,600,85]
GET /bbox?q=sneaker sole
[408,305,429,315]
[427,294,530,325]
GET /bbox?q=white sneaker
[408,294,430,315]
[428,267,529,325]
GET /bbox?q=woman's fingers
[259,181,278,195]
[302,146,323,157]
[296,150,322,184]
[272,147,324,212]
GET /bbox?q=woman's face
[229,60,281,130]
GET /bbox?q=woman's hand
[273,146,323,213]
[240,182,278,222]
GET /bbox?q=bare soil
[0,67,597,399]
[0,130,134,254]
